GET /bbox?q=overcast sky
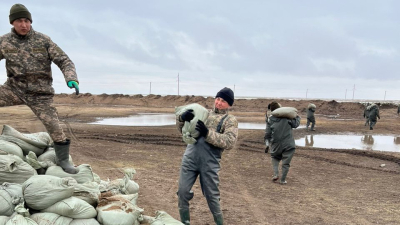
[0,1,399,101]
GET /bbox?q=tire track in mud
[75,132,186,147]
[238,140,400,174]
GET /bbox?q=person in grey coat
[264,101,301,184]
[369,104,380,130]
[306,104,316,131]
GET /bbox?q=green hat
[9,4,32,24]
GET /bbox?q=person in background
[306,103,316,131]
[364,103,371,126]
[264,101,300,185]
[369,104,380,130]
[397,103,399,115]
[176,87,238,225]
[0,4,79,173]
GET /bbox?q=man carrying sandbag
[306,103,316,131]
[364,103,371,126]
[0,4,79,173]
[264,101,300,185]
[176,87,238,225]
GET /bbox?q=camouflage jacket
[0,28,78,90]
[176,107,238,150]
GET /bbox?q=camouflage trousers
[0,78,66,142]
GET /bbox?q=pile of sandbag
[0,125,183,225]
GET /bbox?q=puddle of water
[89,113,267,130]
[89,113,176,126]
[296,135,400,152]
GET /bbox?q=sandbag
[70,218,100,225]
[0,155,37,184]
[0,136,44,157]
[308,103,316,109]
[0,216,8,225]
[0,140,24,160]
[6,203,37,225]
[175,103,209,144]
[45,164,95,184]
[1,125,51,149]
[142,211,184,225]
[96,194,143,225]
[22,175,76,210]
[120,168,139,195]
[30,212,73,225]
[26,152,55,170]
[37,148,74,167]
[73,182,101,206]
[0,183,24,216]
[42,196,97,219]
[271,107,298,119]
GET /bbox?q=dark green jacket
[264,115,300,153]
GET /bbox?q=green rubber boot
[54,139,77,174]
[213,214,224,225]
[179,209,190,225]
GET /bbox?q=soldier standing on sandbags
[176,87,238,225]
[264,102,300,185]
[306,103,316,131]
[0,4,79,174]
[364,103,371,126]
[369,104,380,130]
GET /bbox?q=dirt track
[1,94,400,225]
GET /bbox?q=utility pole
[233,84,235,93]
[352,84,355,100]
[177,73,180,96]
[150,82,151,94]
[345,89,347,100]
[306,89,308,99]
[384,91,386,100]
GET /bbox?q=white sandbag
[73,182,101,206]
[96,194,143,225]
[142,211,184,225]
[0,140,24,160]
[70,218,100,225]
[120,168,139,195]
[175,103,209,144]
[271,107,298,119]
[45,164,95,184]
[6,204,37,225]
[308,103,316,109]
[37,149,74,167]
[30,212,73,225]
[23,175,76,210]
[26,152,55,170]
[1,125,50,149]
[0,216,9,225]
[42,196,97,219]
[0,136,44,157]
[0,155,37,184]
[0,183,24,216]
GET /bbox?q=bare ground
[1,94,400,225]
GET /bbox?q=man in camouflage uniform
[363,103,371,126]
[0,4,79,174]
[369,104,380,130]
[176,87,238,225]
[306,103,316,131]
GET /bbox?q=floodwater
[89,113,267,130]
[296,135,400,152]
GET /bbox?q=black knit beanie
[9,4,32,24]
[269,101,281,112]
[216,87,234,106]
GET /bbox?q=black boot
[179,209,190,225]
[54,139,77,174]
[213,214,224,225]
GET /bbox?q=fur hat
[269,101,281,112]
[216,87,234,106]
[9,4,32,24]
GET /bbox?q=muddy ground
[1,94,400,225]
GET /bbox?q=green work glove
[67,81,79,95]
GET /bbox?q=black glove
[196,120,209,137]
[181,109,194,122]
[265,146,269,153]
